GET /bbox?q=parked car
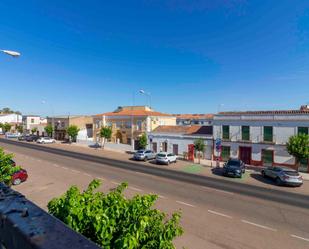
[26,135,40,142]
[156,152,177,165]
[18,134,30,141]
[37,137,55,144]
[133,150,156,161]
[5,132,20,139]
[222,159,245,178]
[2,159,28,185]
[261,166,303,186]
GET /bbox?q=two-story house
[22,115,47,135]
[93,106,176,149]
[213,105,309,172]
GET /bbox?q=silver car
[261,166,303,187]
[156,152,177,165]
[133,150,156,161]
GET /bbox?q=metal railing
[0,183,100,249]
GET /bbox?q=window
[124,121,131,128]
[222,125,230,140]
[136,120,142,130]
[221,146,230,161]
[31,118,34,123]
[116,122,122,128]
[263,126,273,142]
[262,150,273,165]
[298,127,308,135]
[241,126,250,141]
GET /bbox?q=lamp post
[0,50,21,57]
[139,89,152,109]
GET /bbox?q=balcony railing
[0,183,100,249]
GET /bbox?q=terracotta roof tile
[218,109,309,115]
[173,114,214,119]
[95,109,173,117]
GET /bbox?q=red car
[10,159,28,185]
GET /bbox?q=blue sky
[1,0,309,115]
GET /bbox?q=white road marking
[83,173,91,177]
[128,186,142,192]
[61,166,69,170]
[241,220,277,232]
[97,177,104,181]
[53,164,59,167]
[71,169,80,173]
[176,201,195,208]
[111,181,121,185]
[37,159,42,162]
[208,210,232,219]
[290,234,309,242]
[158,195,167,199]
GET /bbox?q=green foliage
[287,133,309,163]
[16,125,24,134]
[0,147,21,185]
[194,138,205,152]
[2,123,12,133]
[66,125,80,142]
[31,127,38,134]
[48,179,183,249]
[100,126,112,140]
[138,133,148,150]
[0,107,21,115]
[44,124,53,137]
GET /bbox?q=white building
[213,105,309,172]
[173,114,213,126]
[147,125,213,159]
[0,114,22,133]
[22,115,47,135]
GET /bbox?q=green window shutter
[221,146,230,161]
[222,125,229,140]
[242,126,250,141]
[262,150,273,164]
[298,127,308,135]
[263,126,273,142]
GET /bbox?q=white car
[37,137,55,144]
[156,152,177,165]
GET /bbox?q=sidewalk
[27,141,308,195]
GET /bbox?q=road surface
[1,140,309,249]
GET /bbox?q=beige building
[93,106,176,148]
[47,115,93,141]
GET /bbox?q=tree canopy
[48,179,183,249]
[0,147,21,185]
[138,133,148,150]
[287,133,309,164]
[44,124,53,137]
[66,125,80,142]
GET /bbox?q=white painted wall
[0,114,22,124]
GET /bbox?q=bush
[0,147,21,185]
[48,179,183,248]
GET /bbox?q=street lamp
[139,89,152,109]
[0,50,21,57]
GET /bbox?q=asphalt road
[1,139,309,249]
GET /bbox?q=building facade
[93,106,176,149]
[22,115,47,135]
[213,106,309,172]
[47,115,93,141]
[0,114,22,133]
[174,114,213,126]
[147,125,213,159]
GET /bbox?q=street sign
[215,138,222,152]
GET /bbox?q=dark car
[26,135,40,142]
[222,159,245,178]
[18,134,30,141]
[261,166,303,187]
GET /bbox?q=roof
[218,109,309,115]
[95,109,173,117]
[173,114,214,119]
[217,105,309,116]
[152,125,213,135]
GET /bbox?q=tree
[3,123,12,133]
[0,107,21,115]
[287,133,309,167]
[194,138,205,164]
[16,125,24,134]
[31,127,38,134]
[48,179,183,249]
[99,126,112,149]
[44,124,53,137]
[0,147,21,185]
[138,133,148,150]
[66,125,80,143]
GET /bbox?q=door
[262,150,273,166]
[239,146,251,164]
[162,142,168,152]
[152,142,157,153]
[173,144,178,155]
